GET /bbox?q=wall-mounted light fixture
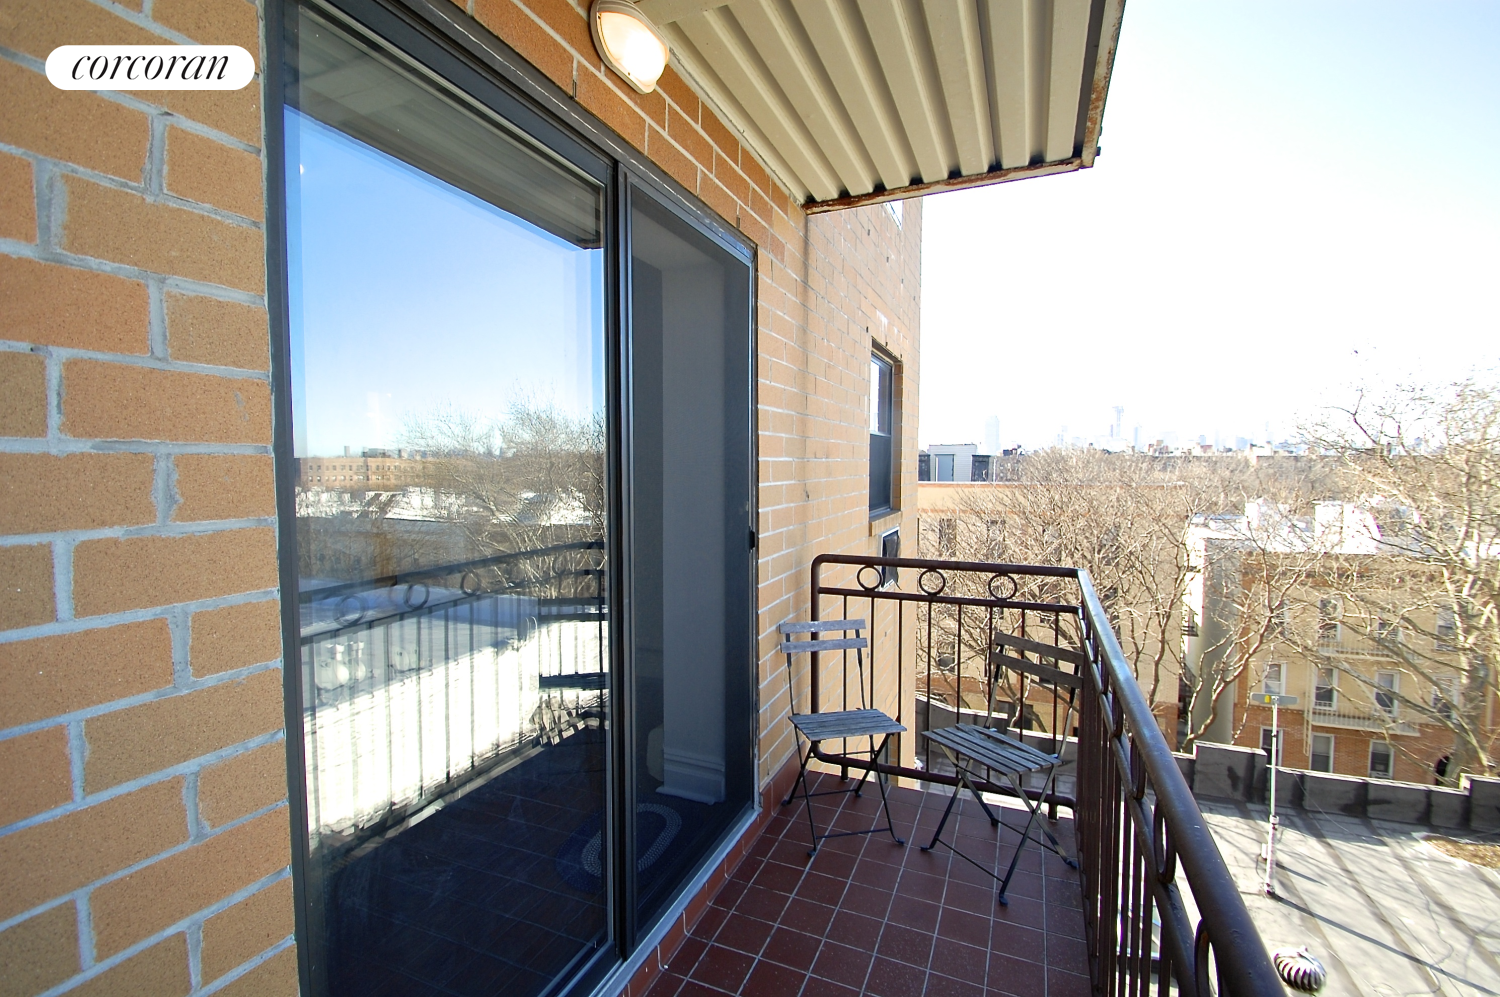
[589,0,669,95]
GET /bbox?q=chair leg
[869,734,904,846]
[921,778,963,852]
[784,738,825,856]
[995,781,1047,906]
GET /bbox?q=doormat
[555,801,683,893]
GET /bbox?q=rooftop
[1201,798,1500,997]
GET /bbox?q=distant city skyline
[918,0,1500,451]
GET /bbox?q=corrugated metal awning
[638,0,1125,212]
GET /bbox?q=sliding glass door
[277,4,753,995]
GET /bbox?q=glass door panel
[628,191,753,931]
[285,8,608,996]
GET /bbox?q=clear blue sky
[919,1,1500,450]
[285,109,605,459]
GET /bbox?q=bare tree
[1297,378,1500,781]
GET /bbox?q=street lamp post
[1251,691,1298,896]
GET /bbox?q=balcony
[646,555,1283,997]
[1309,704,1420,736]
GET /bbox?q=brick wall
[0,2,294,996]
[1,0,921,995]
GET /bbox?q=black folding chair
[919,634,1081,903]
[779,618,907,855]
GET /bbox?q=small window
[1260,727,1284,765]
[933,452,954,482]
[1369,740,1393,779]
[936,518,957,557]
[1318,598,1341,646]
[1314,667,1336,711]
[1310,734,1334,773]
[1375,670,1398,716]
[1432,677,1459,720]
[1182,606,1199,637]
[879,527,900,587]
[1436,606,1457,651]
[869,353,895,514]
[1262,662,1285,697]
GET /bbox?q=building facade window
[1436,605,1457,651]
[869,351,896,513]
[1314,666,1337,711]
[1369,740,1394,779]
[1260,727,1284,765]
[1374,669,1399,716]
[276,5,755,995]
[1310,733,1334,773]
[1262,662,1285,697]
[1318,597,1342,646]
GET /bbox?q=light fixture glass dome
[590,0,669,94]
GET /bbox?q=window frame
[264,1,760,992]
[1369,739,1394,779]
[1313,666,1337,711]
[1310,733,1334,773]
[1374,669,1399,716]
[868,348,898,516]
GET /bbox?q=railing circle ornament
[856,564,883,591]
[335,595,366,628]
[1129,738,1147,800]
[1194,920,1216,997]
[460,571,482,596]
[403,582,430,609]
[987,573,1018,600]
[1153,800,1177,883]
[918,567,946,596]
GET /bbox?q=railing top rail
[1076,568,1284,995]
[298,539,605,603]
[811,552,1081,579]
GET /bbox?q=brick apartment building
[0,3,1125,997]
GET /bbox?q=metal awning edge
[801,157,1081,214]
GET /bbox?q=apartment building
[1183,501,1496,783]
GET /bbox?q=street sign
[1251,693,1298,706]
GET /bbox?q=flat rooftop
[1200,798,1500,997]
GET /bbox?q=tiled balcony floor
[647,773,1090,997]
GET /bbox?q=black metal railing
[296,541,607,858]
[807,553,1283,997]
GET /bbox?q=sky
[285,109,605,459]
[918,1,1500,451]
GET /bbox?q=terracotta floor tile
[806,849,858,880]
[873,923,933,969]
[735,886,791,924]
[850,859,901,891]
[986,953,1045,997]
[690,905,729,942]
[926,973,986,997]
[675,980,728,997]
[642,971,684,997]
[798,872,849,907]
[895,870,947,905]
[838,883,892,922]
[930,937,988,985]
[824,910,883,951]
[1047,970,1091,996]
[940,882,995,916]
[716,913,775,957]
[1045,934,1089,976]
[742,958,806,997]
[810,941,872,989]
[761,927,822,971]
[689,944,756,993]
[665,935,709,975]
[885,897,940,934]
[779,898,837,937]
[752,860,806,896]
[863,956,926,997]
[989,924,1043,965]
[861,840,909,867]
[934,908,991,951]
[800,976,860,997]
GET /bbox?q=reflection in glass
[286,8,607,996]
[629,193,753,930]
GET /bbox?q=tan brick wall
[0,3,292,997]
[2,3,921,997]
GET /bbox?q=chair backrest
[778,619,867,714]
[989,633,1084,750]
